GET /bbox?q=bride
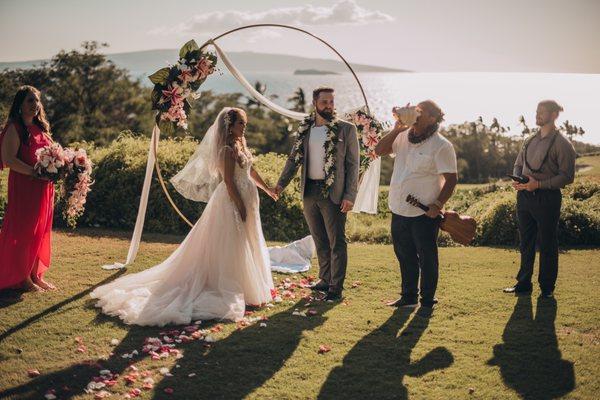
[91,107,278,325]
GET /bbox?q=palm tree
[245,81,278,109]
[287,87,306,113]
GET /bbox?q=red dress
[0,123,54,290]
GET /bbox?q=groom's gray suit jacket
[277,119,360,204]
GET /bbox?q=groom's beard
[316,108,334,121]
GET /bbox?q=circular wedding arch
[153,23,371,227]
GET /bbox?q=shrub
[79,135,309,241]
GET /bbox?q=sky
[0,0,599,73]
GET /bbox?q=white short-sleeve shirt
[389,130,457,217]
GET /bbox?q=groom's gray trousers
[303,179,347,293]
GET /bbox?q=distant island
[0,49,411,75]
[294,69,339,75]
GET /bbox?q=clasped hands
[271,185,354,213]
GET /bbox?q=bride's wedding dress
[91,147,274,326]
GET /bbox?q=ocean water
[136,71,600,144]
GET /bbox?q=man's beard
[316,108,334,121]
[536,116,551,127]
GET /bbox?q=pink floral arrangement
[345,108,385,176]
[149,39,217,134]
[34,143,67,182]
[35,144,93,228]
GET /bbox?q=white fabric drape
[101,42,380,269]
[352,157,380,214]
[268,235,315,274]
[101,125,160,270]
[212,41,307,121]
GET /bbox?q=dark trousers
[516,190,562,293]
[303,180,348,293]
[391,213,440,307]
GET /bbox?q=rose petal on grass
[110,339,120,346]
[318,345,331,354]
[94,390,111,399]
[164,388,174,394]
[204,335,216,343]
[27,369,40,378]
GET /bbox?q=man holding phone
[505,100,576,298]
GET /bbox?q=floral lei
[290,112,340,197]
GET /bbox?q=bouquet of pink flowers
[35,144,93,228]
[34,143,68,182]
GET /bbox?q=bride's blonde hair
[225,108,253,166]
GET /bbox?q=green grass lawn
[577,154,600,177]
[0,229,598,399]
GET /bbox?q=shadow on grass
[0,300,333,400]
[488,296,575,400]
[151,301,334,400]
[0,290,24,309]
[0,270,126,344]
[318,308,454,399]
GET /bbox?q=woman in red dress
[0,85,56,292]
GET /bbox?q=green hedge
[458,182,600,246]
[1,136,598,247]
[77,135,309,241]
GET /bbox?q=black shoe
[386,297,418,308]
[416,305,434,318]
[310,280,329,292]
[324,291,342,302]
[503,286,532,295]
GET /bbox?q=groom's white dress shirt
[307,125,328,180]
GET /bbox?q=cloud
[150,0,394,36]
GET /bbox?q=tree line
[1,41,596,184]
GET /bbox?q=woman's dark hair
[4,85,51,143]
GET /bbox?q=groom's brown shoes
[310,280,329,292]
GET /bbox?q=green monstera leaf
[179,40,200,59]
[148,67,171,85]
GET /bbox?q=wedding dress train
[91,157,274,325]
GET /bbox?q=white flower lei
[290,112,340,197]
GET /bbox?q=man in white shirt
[375,100,457,316]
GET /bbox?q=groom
[275,87,359,301]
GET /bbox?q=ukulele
[405,194,477,246]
